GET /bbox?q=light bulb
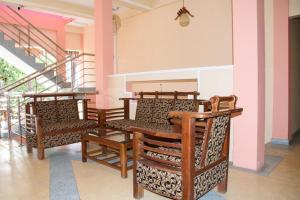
[179,13,190,27]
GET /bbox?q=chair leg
[37,146,44,160]
[133,131,144,199]
[217,176,228,193]
[82,138,87,162]
[120,144,128,178]
[133,182,144,199]
[26,144,33,153]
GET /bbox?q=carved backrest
[210,95,237,112]
[35,101,58,124]
[174,99,198,112]
[135,99,155,123]
[32,99,80,124]
[134,93,200,125]
[151,99,175,124]
[56,99,79,122]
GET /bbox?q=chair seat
[106,119,173,132]
[44,120,98,133]
[106,119,138,131]
[26,120,99,149]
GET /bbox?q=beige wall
[117,0,232,73]
[83,24,95,54]
[264,0,274,143]
[129,79,197,93]
[290,18,300,134]
[289,0,300,16]
[65,25,83,51]
[65,32,83,51]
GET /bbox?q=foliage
[0,58,25,86]
[0,58,44,93]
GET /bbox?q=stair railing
[0,5,69,66]
[2,53,96,141]
[0,56,73,92]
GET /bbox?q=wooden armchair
[24,93,101,160]
[132,96,242,200]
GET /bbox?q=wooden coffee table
[81,128,133,178]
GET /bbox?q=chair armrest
[25,113,37,135]
[86,108,102,125]
[98,107,126,126]
[131,125,182,140]
[25,114,44,134]
[169,108,243,120]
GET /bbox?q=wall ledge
[109,65,233,77]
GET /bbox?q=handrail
[0,55,72,91]
[6,6,67,54]
[0,19,61,63]
[7,63,96,107]
[0,6,65,59]
[23,92,87,98]
[3,53,95,92]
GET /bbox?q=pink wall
[0,5,70,52]
[232,0,265,170]
[94,0,114,108]
[16,8,70,50]
[272,0,290,141]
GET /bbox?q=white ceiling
[58,0,94,9]
[1,0,171,27]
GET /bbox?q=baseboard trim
[271,138,290,145]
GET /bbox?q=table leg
[120,143,128,178]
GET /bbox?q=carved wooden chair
[132,95,242,200]
[25,93,101,160]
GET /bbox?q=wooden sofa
[99,91,210,132]
[25,93,101,160]
[132,95,242,200]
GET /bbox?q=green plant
[0,58,25,86]
[0,58,44,93]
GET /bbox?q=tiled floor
[0,135,299,200]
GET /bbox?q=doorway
[290,16,300,138]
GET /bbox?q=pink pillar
[56,22,67,78]
[94,0,114,108]
[272,0,290,145]
[232,0,265,170]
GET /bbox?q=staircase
[0,5,71,87]
[0,5,97,142]
[0,32,45,71]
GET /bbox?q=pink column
[272,0,290,145]
[232,0,265,170]
[56,21,68,78]
[94,0,114,108]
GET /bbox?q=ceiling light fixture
[17,4,24,11]
[113,14,121,34]
[175,0,194,27]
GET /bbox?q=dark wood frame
[131,96,242,200]
[24,92,101,160]
[81,129,133,178]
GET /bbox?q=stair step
[0,32,4,41]
[75,87,97,93]
[2,39,15,49]
[60,82,72,88]
[34,63,45,71]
